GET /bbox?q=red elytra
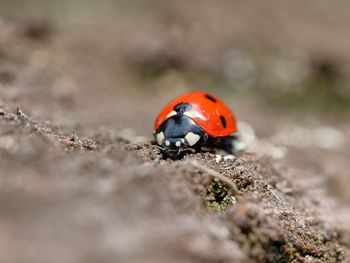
[154,90,237,137]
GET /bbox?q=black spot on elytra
[174,103,192,114]
[220,115,227,128]
[204,94,217,103]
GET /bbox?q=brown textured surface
[1,7,350,262]
[0,104,347,262]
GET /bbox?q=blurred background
[1,1,350,262]
[1,0,350,135]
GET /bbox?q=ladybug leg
[219,135,239,154]
[199,136,232,154]
[222,133,250,154]
[204,134,241,154]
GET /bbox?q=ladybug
[153,90,239,158]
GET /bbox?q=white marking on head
[184,111,206,120]
[165,140,170,146]
[156,132,165,146]
[166,111,177,118]
[175,141,181,147]
[185,132,201,146]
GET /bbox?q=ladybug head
[157,135,198,158]
[154,115,208,159]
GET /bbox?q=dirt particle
[22,20,53,41]
[0,71,15,84]
[203,180,236,213]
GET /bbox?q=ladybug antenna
[180,148,196,153]
[151,144,165,150]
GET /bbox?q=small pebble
[223,155,235,161]
[237,121,256,150]
[215,155,223,163]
